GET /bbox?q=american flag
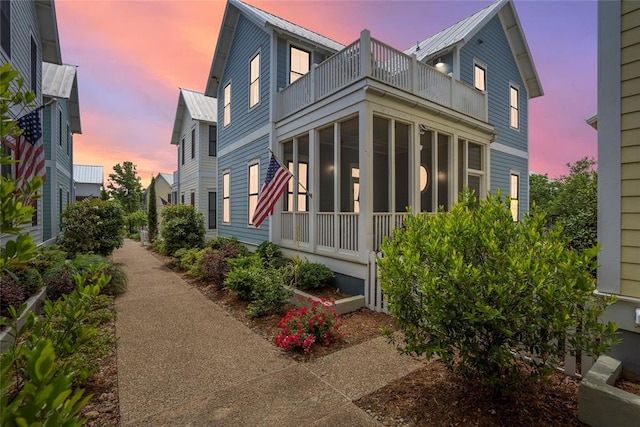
[2,107,46,184]
[160,197,169,206]
[252,154,292,228]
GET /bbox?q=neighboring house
[195,0,541,302]
[169,88,218,238]
[596,0,640,375]
[143,172,173,225]
[1,0,65,244]
[73,164,102,201]
[43,62,81,241]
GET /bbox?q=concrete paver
[113,239,422,426]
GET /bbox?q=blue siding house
[195,0,541,306]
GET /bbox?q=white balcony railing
[280,212,309,244]
[278,30,487,122]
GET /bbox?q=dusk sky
[55,0,597,188]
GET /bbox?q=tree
[106,162,143,215]
[147,176,158,242]
[529,173,556,213]
[379,190,618,395]
[99,186,109,201]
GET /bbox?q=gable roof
[73,164,103,185]
[34,0,62,64]
[42,62,82,133]
[170,88,218,145]
[405,0,543,99]
[205,0,343,96]
[158,173,174,186]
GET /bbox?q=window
[222,171,230,223]
[66,124,70,155]
[67,191,70,208]
[290,46,310,83]
[474,63,486,91]
[283,137,309,212]
[208,125,217,156]
[1,0,10,57]
[190,192,195,207]
[510,173,519,221]
[248,162,259,225]
[58,110,62,146]
[167,193,171,204]
[249,53,260,108]
[191,128,195,159]
[181,138,185,165]
[208,191,217,229]
[510,85,519,129]
[30,37,37,92]
[457,139,485,202]
[181,194,184,205]
[223,83,231,126]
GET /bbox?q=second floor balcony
[277,30,487,123]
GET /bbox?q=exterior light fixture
[435,58,444,67]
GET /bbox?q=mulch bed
[616,377,640,396]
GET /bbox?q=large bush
[200,239,247,288]
[379,190,618,394]
[59,199,125,256]
[160,205,205,256]
[45,254,127,300]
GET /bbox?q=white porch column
[359,102,373,262]
[333,122,340,252]
[308,128,316,250]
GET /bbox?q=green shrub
[151,238,166,255]
[247,269,292,318]
[44,263,75,301]
[224,256,263,300]
[59,199,125,256]
[255,241,285,268]
[379,190,619,395]
[160,205,205,256]
[176,247,207,278]
[129,232,140,241]
[6,263,43,295]
[0,273,26,318]
[200,244,246,289]
[45,254,127,300]
[206,236,249,256]
[294,262,334,290]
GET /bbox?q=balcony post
[360,29,371,78]
[411,53,419,94]
[310,63,317,103]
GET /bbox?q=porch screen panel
[298,136,309,211]
[340,117,359,212]
[319,127,334,212]
[373,117,389,212]
[395,122,410,212]
[420,130,434,212]
[283,141,294,211]
[437,133,450,211]
[458,139,465,194]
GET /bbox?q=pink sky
[55,0,597,188]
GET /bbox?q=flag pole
[268,147,312,199]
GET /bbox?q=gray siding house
[197,0,541,305]
[170,88,218,238]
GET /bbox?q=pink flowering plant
[274,297,343,354]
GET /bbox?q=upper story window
[66,123,70,155]
[30,37,37,92]
[510,85,519,129]
[290,46,310,83]
[181,138,185,165]
[223,83,231,127]
[474,62,486,91]
[249,53,260,108]
[209,125,217,156]
[1,1,10,57]
[190,192,195,207]
[191,128,195,159]
[58,109,62,146]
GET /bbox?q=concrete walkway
[113,240,423,426]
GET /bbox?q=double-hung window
[181,138,185,165]
[208,191,217,229]
[191,128,195,159]
[510,85,519,129]
[510,172,519,221]
[30,37,37,92]
[290,46,310,83]
[223,83,231,126]
[190,192,195,207]
[249,53,260,108]
[248,162,260,225]
[474,62,486,91]
[208,125,217,156]
[222,171,230,223]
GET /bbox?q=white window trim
[247,159,260,227]
[509,82,520,131]
[510,170,520,221]
[473,58,487,92]
[288,44,312,85]
[222,170,231,224]
[249,50,261,109]
[191,126,196,160]
[223,81,231,127]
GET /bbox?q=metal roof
[35,1,62,64]
[405,0,543,99]
[73,165,103,185]
[159,173,174,186]
[232,0,343,52]
[205,0,343,96]
[170,89,218,145]
[42,62,82,133]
